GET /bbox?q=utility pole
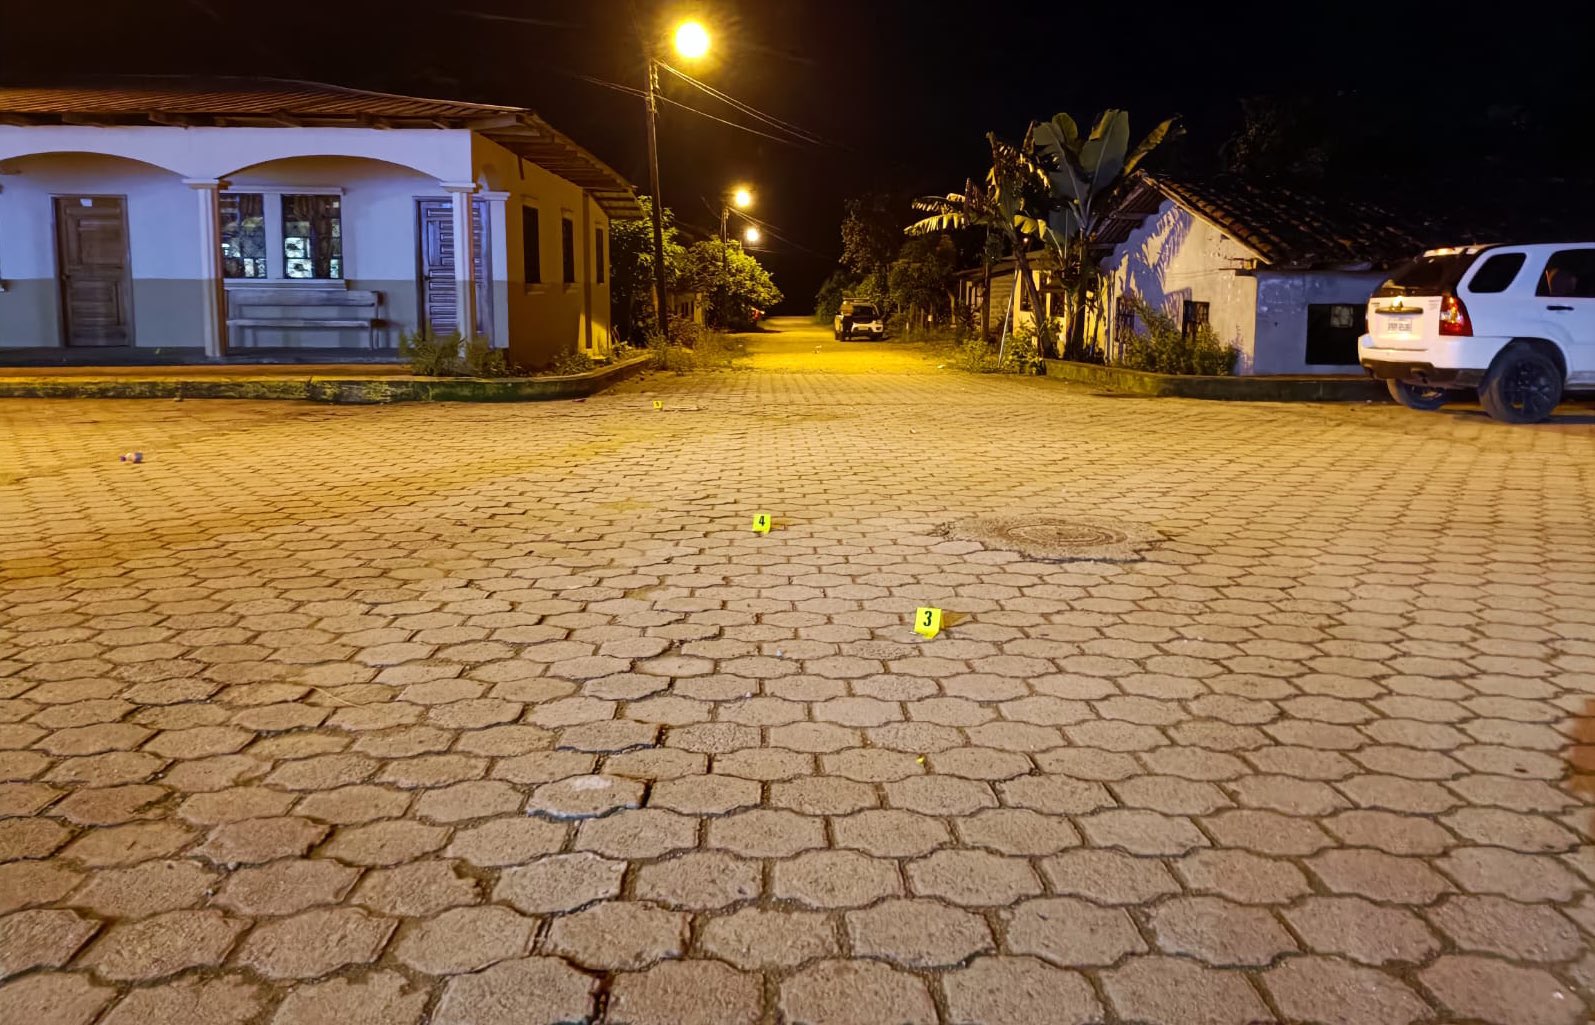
[719,203,730,330]
[645,58,669,341]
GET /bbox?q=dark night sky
[2,0,1588,310]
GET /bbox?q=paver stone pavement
[1,320,1593,1021]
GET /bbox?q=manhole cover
[942,514,1158,562]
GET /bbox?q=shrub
[646,328,745,373]
[1114,297,1239,376]
[944,321,1043,375]
[398,328,462,376]
[551,351,596,375]
[399,329,517,377]
[462,337,510,377]
[667,318,705,349]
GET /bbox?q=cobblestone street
[2,328,1594,1024]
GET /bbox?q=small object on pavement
[751,512,772,534]
[653,400,664,410]
[914,607,943,639]
[119,452,143,464]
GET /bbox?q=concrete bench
[226,288,382,349]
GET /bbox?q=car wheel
[1480,344,1563,423]
[1387,378,1449,411]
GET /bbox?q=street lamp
[673,21,710,60]
[645,20,711,341]
[719,185,754,327]
[743,226,761,244]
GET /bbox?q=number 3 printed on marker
[914,607,942,639]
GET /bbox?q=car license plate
[1385,316,1414,335]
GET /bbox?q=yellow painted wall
[474,136,611,370]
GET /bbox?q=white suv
[1360,244,1595,422]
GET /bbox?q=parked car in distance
[1360,243,1594,423]
[835,299,887,341]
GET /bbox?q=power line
[655,60,835,147]
[571,72,809,147]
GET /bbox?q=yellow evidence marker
[652,400,664,410]
[752,513,773,534]
[914,607,943,639]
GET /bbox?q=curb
[0,355,650,403]
[1040,359,1389,402]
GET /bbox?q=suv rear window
[850,305,878,318]
[1374,252,1480,297]
[1466,252,1526,294]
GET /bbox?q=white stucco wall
[224,155,441,348]
[0,153,206,347]
[1105,199,1392,375]
[0,124,617,359]
[1105,200,1260,371]
[1254,269,1387,374]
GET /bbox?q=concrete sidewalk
[0,356,649,402]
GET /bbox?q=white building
[1098,173,1425,374]
[0,78,642,367]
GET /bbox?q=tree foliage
[609,197,687,343]
[909,111,1177,360]
[813,269,858,320]
[839,194,906,299]
[907,136,1057,355]
[682,239,783,331]
[887,235,958,332]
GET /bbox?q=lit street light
[645,20,712,340]
[673,21,710,60]
[719,185,755,326]
[743,226,761,244]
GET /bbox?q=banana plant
[1028,110,1178,358]
[908,134,1058,357]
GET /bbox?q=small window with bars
[1181,300,1210,342]
[1114,295,1137,338]
[561,217,576,284]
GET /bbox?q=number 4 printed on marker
[752,513,772,534]
[914,607,942,639]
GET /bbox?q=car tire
[1480,344,1563,423]
[1387,379,1449,411]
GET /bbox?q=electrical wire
[655,60,834,147]
[656,61,828,144]
[699,196,834,259]
[572,72,810,147]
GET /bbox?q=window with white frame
[220,191,342,280]
[219,194,267,279]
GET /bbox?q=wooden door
[417,199,490,339]
[55,197,132,346]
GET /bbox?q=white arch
[0,124,471,183]
[0,144,185,177]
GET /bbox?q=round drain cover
[942,514,1157,562]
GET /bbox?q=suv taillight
[1439,292,1473,336]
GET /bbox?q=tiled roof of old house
[0,76,643,218]
[1099,172,1429,269]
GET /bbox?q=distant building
[0,77,642,367]
[1097,173,1425,374]
[956,173,1426,375]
